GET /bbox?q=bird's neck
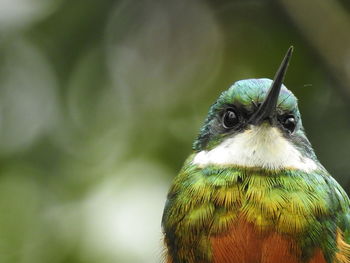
[193,126,318,172]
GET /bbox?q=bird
[161,47,350,263]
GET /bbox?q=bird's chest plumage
[208,172,329,262]
[162,165,334,263]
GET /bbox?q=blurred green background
[0,0,350,262]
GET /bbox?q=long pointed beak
[249,46,293,125]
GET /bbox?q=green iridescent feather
[162,156,350,262]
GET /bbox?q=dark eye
[282,115,296,133]
[222,109,239,129]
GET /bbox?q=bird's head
[193,47,319,172]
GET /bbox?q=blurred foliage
[0,0,349,262]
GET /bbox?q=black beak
[249,46,293,125]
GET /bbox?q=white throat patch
[192,125,317,172]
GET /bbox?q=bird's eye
[222,108,239,129]
[281,115,296,133]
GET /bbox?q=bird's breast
[162,165,333,263]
